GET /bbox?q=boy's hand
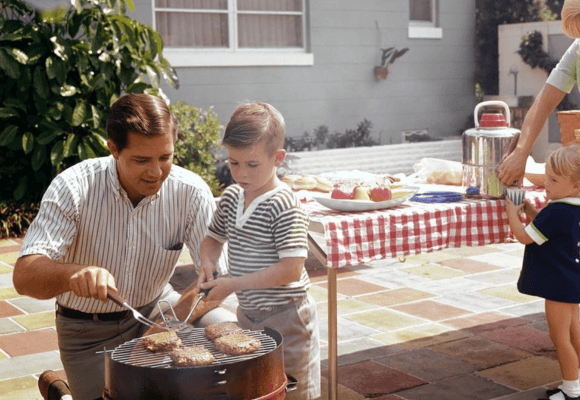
[505,196,525,216]
[196,265,216,291]
[200,276,235,302]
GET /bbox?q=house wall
[130,0,476,144]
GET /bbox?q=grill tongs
[158,271,217,331]
[107,291,168,330]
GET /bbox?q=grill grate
[110,327,277,369]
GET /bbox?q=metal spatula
[107,291,168,330]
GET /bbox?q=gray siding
[131,0,476,143]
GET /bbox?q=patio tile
[396,373,516,400]
[442,312,530,333]
[401,263,465,280]
[336,298,379,315]
[0,239,19,248]
[0,329,58,356]
[0,376,41,400]
[0,264,12,274]
[321,337,401,365]
[0,318,25,334]
[439,257,502,274]
[13,311,56,330]
[308,284,348,303]
[316,277,389,296]
[464,269,521,285]
[501,300,545,317]
[324,360,426,397]
[479,325,554,355]
[357,269,431,289]
[478,285,537,303]
[438,245,502,257]
[498,387,556,400]
[390,300,471,321]
[9,297,56,314]
[372,324,470,350]
[437,291,515,313]
[0,273,15,288]
[403,251,461,264]
[0,287,21,301]
[477,356,561,390]
[0,252,19,266]
[319,377,365,400]
[0,301,24,318]
[319,316,382,343]
[0,351,63,380]
[413,277,492,296]
[375,348,480,382]
[432,336,532,368]
[469,252,524,269]
[357,288,434,307]
[344,309,426,332]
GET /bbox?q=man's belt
[56,304,131,322]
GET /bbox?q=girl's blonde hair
[546,143,580,181]
[223,102,285,155]
[562,0,580,38]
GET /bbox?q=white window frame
[152,0,313,67]
[408,0,442,40]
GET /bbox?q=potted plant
[374,47,409,80]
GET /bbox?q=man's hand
[69,266,117,303]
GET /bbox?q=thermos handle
[473,101,511,128]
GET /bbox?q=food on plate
[425,170,462,186]
[169,345,215,366]
[353,186,371,200]
[391,188,414,200]
[205,321,243,340]
[293,175,318,191]
[280,174,301,189]
[331,186,353,200]
[214,333,262,356]
[142,330,182,353]
[370,186,392,202]
[313,176,333,192]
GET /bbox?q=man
[13,93,233,400]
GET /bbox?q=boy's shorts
[237,293,321,400]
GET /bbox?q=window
[153,0,313,67]
[408,0,442,39]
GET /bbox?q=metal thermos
[462,101,520,198]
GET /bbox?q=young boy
[198,102,321,399]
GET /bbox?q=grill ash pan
[104,327,290,400]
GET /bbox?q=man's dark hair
[106,93,178,152]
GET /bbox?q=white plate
[311,186,420,212]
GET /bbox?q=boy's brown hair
[547,143,580,182]
[223,102,285,154]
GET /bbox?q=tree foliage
[0,0,179,202]
[475,0,542,95]
[170,101,223,196]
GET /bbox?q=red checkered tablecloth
[304,188,548,269]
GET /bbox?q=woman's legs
[546,300,580,381]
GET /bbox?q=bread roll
[314,176,333,192]
[293,175,317,190]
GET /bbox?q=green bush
[0,0,178,202]
[170,101,223,196]
[0,201,40,239]
[285,119,378,151]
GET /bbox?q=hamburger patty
[169,345,215,366]
[214,333,261,356]
[204,321,243,340]
[141,330,182,353]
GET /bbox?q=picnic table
[303,185,548,400]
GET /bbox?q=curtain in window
[155,0,228,47]
[410,0,432,22]
[155,0,303,48]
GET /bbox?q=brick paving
[0,238,565,400]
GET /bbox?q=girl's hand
[505,196,525,215]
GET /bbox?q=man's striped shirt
[19,155,226,313]
[207,184,310,312]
